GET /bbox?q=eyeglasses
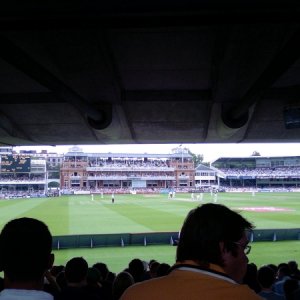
[234,242,251,255]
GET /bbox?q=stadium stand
[60,146,195,192]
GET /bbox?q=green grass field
[1,192,300,272]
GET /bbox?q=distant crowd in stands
[0,174,45,182]
[88,159,170,169]
[220,166,300,177]
[0,190,47,199]
[88,171,174,178]
[3,185,300,200]
[62,187,192,195]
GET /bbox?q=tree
[251,151,261,156]
[48,181,59,188]
[188,150,204,166]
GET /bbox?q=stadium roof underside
[1,1,300,146]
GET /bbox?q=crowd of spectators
[88,171,174,178]
[61,187,192,195]
[44,259,300,300]
[0,190,46,199]
[220,166,300,178]
[89,159,170,169]
[10,257,171,300]
[2,252,300,299]
[0,174,45,182]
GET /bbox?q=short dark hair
[65,257,88,283]
[257,266,276,288]
[0,217,52,282]
[176,203,253,266]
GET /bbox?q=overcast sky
[14,143,300,163]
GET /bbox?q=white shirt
[0,289,53,300]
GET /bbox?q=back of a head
[65,257,88,284]
[288,260,298,272]
[149,261,160,278]
[112,271,134,300]
[128,258,145,282]
[257,266,276,288]
[87,267,101,285]
[176,203,253,265]
[156,263,171,277]
[278,265,291,279]
[284,279,300,300]
[244,263,258,282]
[0,217,52,282]
[93,262,109,281]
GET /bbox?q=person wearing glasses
[121,203,261,300]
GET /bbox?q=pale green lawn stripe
[0,198,50,229]
[68,196,150,234]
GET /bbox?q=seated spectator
[274,265,291,296]
[243,263,260,293]
[44,264,65,297]
[93,262,114,299]
[288,261,300,280]
[56,271,67,291]
[59,257,100,300]
[257,265,285,300]
[283,279,299,300]
[50,265,65,279]
[127,259,146,283]
[86,267,104,299]
[112,272,134,300]
[0,217,54,299]
[121,203,261,300]
[156,263,171,277]
[148,261,160,279]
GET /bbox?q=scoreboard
[0,155,31,173]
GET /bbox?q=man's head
[0,217,53,284]
[176,203,254,282]
[257,266,276,289]
[65,257,88,285]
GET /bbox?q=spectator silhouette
[59,257,100,300]
[288,261,300,280]
[283,279,299,300]
[0,217,54,299]
[121,203,261,300]
[93,262,113,299]
[156,263,171,277]
[44,265,65,297]
[112,272,134,300]
[86,267,104,300]
[274,265,291,296]
[257,265,285,300]
[243,263,261,293]
[148,261,160,279]
[127,259,145,283]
